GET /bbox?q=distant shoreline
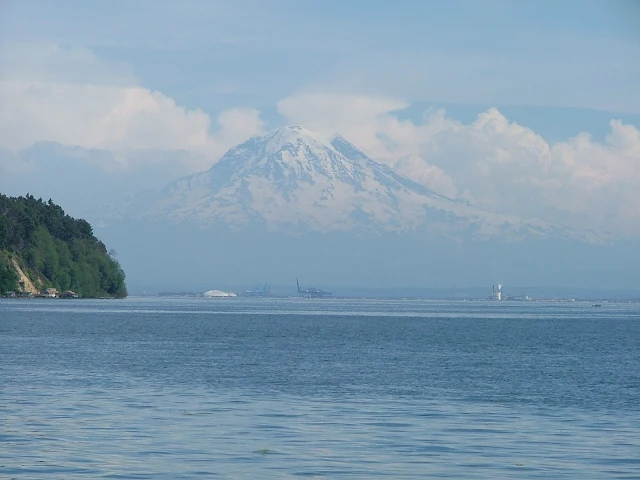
[144,293,640,303]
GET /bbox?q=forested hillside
[0,194,127,298]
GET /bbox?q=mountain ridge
[103,126,604,244]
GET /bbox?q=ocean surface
[1,297,639,479]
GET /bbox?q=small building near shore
[40,288,59,298]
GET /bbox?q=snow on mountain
[112,126,600,243]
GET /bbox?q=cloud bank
[278,93,640,236]
[0,81,263,165]
[1,45,639,236]
[0,44,265,172]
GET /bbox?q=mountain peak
[256,125,336,159]
[208,125,372,188]
[111,125,593,242]
[275,125,315,136]
[233,126,363,163]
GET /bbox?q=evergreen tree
[0,194,127,297]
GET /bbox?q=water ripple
[1,298,639,478]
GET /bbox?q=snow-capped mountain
[112,126,597,242]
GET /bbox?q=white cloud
[393,155,458,198]
[0,43,265,172]
[277,92,456,162]
[544,120,640,233]
[412,110,640,235]
[0,81,263,161]
[279,93,640,236]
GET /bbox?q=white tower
[497,284,502,301]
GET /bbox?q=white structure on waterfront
[490,284,503,301]
[203,290,237,298]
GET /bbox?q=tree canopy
[0,194,127,298]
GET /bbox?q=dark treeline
[0,194,127,297]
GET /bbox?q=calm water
[1,298,639,478]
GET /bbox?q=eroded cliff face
[10,258,39,294]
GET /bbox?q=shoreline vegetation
[0,194,127,299]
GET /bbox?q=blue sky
[2,0,639,126]
[0,0,639,236]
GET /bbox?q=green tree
[0,215,7,250]
[0,194,127,298]
[0,255,18,293]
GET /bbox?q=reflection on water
[1,298,639,478]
